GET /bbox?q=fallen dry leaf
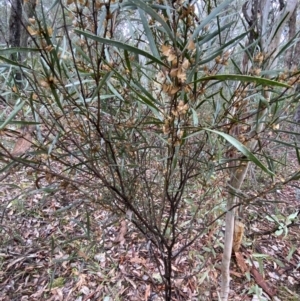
[233,221,244,252]
[235,251,249,274]
[130,256,146,265]
[144,284,151,301]
[250,265,276,298]
[114,220,127,245]
[12,132,33,156]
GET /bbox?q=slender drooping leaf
[273,28,300,62]
[74,30,168,67]
[205,129,274,176]
[185,0,232,50]
[111,68,161,113]
[0,101,26,130]
[197,21,235,47]
[0,48,40,55]
[0,120,39,126]
[0,56,30,69]
[123,0,175,42]
[138,8,160,59]
[194,74,291,88]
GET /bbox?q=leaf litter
[0,135,300,300]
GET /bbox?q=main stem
[164,249,172,301]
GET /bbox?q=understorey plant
[1,0,299,300]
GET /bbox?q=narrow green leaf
[124,0,175,42]
[0,101,26,130]
[124,50,132,74]
[273,29,300,62]
[286,245,296,262]
[275,129,300,136]
[0,120,39,126]
[131,79,161,105]
[110,67,161,112]
[197,34,249,67]
[91,71,112,100]
[74,30,167,67]
[205,128,274,176]
[0,161,17,175]
[86,209,91,239]
[199,31,249,65]
[107,82,124,101]
[74,45,92,64]
[296,143,300,165]
[185,0,231,50]
[133,89,160,113]
[289,171,300,181]
[50,86,63,111]
[258,95,270,108]
[0,48,40,55]
[138,8,160,59]
[48,133,60,155]
[267,138,300,149]
[197,21,234,47]
[230,58,242,74]
[194,74,291,88]
[269,12,289,44]
[0,55,30,69]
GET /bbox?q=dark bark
[290,4,300,69]
[285,4,297,69]
[20,0,36,50]
[9,0,22,61]
[8,0,36,85]
[278,0,285,11]
[241,0,261,72]
[9,0,23,83]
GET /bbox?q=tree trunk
[20,0,36,53]
[284,4,300,125]
[9,0,36,84]
[284,4,297,69]
[220,164,249,300]
[9,0,23,83]
[9,0,22,51]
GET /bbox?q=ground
[0,135,299,301]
